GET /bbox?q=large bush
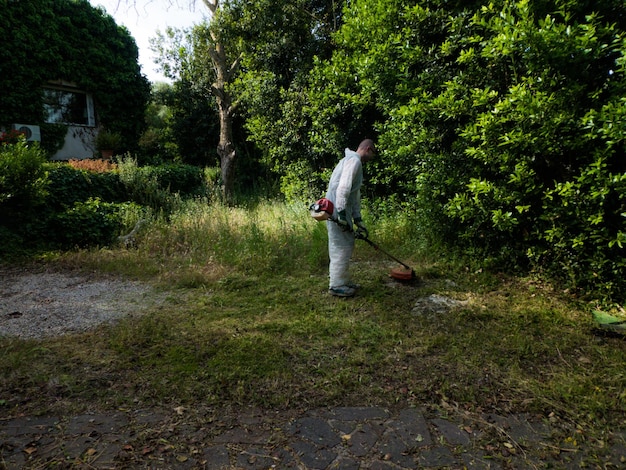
[0,145,211,254]
[0,137,48,227]
[300,0,626,300]
[46,164,128,210]
[49,198,135,249]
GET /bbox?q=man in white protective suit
[325,139,377,297]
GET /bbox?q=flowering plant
[0,129,26,145]
[68,158,118,172]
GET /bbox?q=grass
[1,198,626,438]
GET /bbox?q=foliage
[49,198,136,249]
[0,154,216,255]
[168,79,221,166]
[46,163,127,211]
[95,130,122,152]
[141,163,206,196]
[150,0,341,201]
[150,27,220,166]
[0,0,150,154]
[4,0,626,303]
[203,164,221,187]
[115,157,188,214]
[0,138,49,225]
[223,0,341,202]
[297,0,626,301]
[147,0,626,301]
[138,83,180,165]
[431,0,626,298]
[47,159,204,212]
[151,22,271,194]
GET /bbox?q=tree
[198,0,241,204]
[225,0,341,201]
[156,0,243,203]
[152,0,341,202]
[150,28,221,166]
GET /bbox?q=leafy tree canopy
[299,0,626,300]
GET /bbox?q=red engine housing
[310,198,335,221]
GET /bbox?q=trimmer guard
[389,266,415,281]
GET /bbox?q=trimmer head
[389,266,415,281]
[355,233,416,281]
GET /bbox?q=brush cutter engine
[309,198,335,221]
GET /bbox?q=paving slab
[418,445,458,467]
[432,417,472,446]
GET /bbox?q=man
[326,139,376,297]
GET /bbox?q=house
[2,0,150,162]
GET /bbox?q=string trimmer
[309,198,416,281]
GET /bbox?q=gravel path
[0,267,160,339]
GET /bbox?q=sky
[90,0,206,83]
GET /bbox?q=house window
[43,88,95,127]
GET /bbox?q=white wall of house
[51,126,98,160]
[45,80,98,161]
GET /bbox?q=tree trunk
[203,0,239,205]
[211,42,238,204]
[218,103,236,203]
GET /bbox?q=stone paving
[1,406,625,469]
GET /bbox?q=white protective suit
[326,148,363,288]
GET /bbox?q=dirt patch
[0,267,163,339]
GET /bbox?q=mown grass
[1,199,626,437]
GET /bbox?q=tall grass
[93,198,334,285]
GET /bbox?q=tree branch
[229,55,241,77]
[201,0,218,14]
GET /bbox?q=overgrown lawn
[1,200,625,437]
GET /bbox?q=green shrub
[49,198,135,249]
[0,225,28,259]
[46,164,128,210]
[323,0,626,301]
[280,160,327,204]
[203,166,222,202]
[116,156,207,214]
[0,138,48,226]
[95,129,122,153]
[531,93,626,299]
[143,163,205,196]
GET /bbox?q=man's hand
[354,217,368,238]
[337,210,350,232]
